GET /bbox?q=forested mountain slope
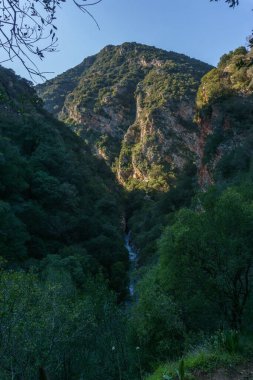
[1,43,253,380]
[37,42,253,267]
[0,65,136,379]
[127,46,253,265]
[0,65,128,298]
[38,44,253,194]
[37,42,212,191]
[196,46,253,187]
[132,46,253,380]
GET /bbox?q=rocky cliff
[37,43,253,191]
[37,43,212,190]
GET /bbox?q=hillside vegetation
[37,43,212,191]
[0,44,253,379]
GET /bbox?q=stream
[124,232,138,296]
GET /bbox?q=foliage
[126,163,197,264]
[158,186,253,330]
[176,360,184,380]
[2,44,253,380]
[196,47,252,111]
[38,42,211,190]
[147,331,252,380]
[0,269,133,380]
[36,55,96,116]
[130,267,185,367]
[129,182,253,378]
[212,330,240,354]
[195,47,253,188]
[0,65,128,299]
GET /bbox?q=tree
[131,267,185,366]
[0,268,130,380]
[0,201,29,262]
[0,0,102,80]
[158,187,253,331]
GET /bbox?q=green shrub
[213,330,240,354]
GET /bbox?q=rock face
[37,42,212,190]
[118,88,199,191]
[37,43,253,190]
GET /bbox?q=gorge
[0,42,253,379]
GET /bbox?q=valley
[0,42,253,379]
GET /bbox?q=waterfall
[124,232,138,296]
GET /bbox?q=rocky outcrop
[118,97,199,191]
[37,43,253,191]
[37,42,212,190]
[195,47,253,188]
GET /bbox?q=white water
[124,232,138,296]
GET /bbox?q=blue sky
[3,0,253,81]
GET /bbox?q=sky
[3,0,253,81]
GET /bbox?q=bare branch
[211,0,239,7]
[0,0,102,81]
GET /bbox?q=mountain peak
[36,43,213,190]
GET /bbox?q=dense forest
[0,43,253,380]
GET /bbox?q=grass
[146,332,253,380]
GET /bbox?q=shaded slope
[0,66,128,298]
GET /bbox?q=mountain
[0,65,128,298]
[127,46,253,262]
[36,42,253,263]
[37,42,213,191]
[196,46,253,187]
[1,44,253,380]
